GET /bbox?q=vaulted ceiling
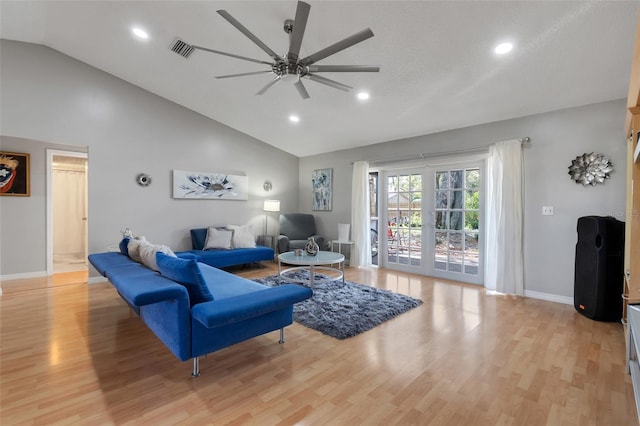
[1,1,638,157]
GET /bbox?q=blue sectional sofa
[88,250,312,376]
[179,228,274,268]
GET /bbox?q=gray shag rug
[254,272,423,340]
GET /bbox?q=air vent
[170,38,195,58]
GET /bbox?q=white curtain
[485,140,524,295]
[351,161,371,266]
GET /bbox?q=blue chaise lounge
[88,248,312,376]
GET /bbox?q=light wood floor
[1,264,637,425]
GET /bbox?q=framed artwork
[312,168,333,211]
[0,151,30,196]
[172,170,248,200]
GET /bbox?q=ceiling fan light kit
[182,1,379,100]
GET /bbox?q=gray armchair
[278,214,325,254]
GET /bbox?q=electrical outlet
[542,206,554,216]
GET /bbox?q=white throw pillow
[140,243,176,271]
[204,227,234,250]
[227,224,256,248]
[127,237,147,262]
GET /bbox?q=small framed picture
[0,151,30,196]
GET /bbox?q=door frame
[46,149,88,275]
[377,153,487,284]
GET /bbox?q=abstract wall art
[0,151,30,196]
[312,168,332,211]
[173,170,248,200]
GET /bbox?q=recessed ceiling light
[289,115,300,123]
[132,27,149,40]
[357,91,370,101]
[494,42,513,55]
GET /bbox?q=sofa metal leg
[192,357,200,377]
[279,328,285,344]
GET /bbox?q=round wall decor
[136,173,152,187]
[568,153,613,186]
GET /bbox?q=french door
[380,161,484,285]
[383,170,425,272]
[431,165,483,284]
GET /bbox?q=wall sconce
[263,181,273,192]
[263,199,280,235]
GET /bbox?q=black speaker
[574,216,625,321]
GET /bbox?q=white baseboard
[524,289,573,306]
[88,276,108,284]
[0,271,48,281]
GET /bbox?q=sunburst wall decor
[568,152,613,186]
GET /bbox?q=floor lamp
[263,200,280,235]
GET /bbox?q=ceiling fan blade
[217,9,280,60]
[305,74,352,92]
[287,1,311,62]
[294,79,310,100]
[256,76,281,95]
[215,70,273,79]
[192,45,272,65]
[307,65,380,73]
[300,28,374,66]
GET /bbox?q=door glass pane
[409,229,421,266]
[465,211,479,231]
[451,190,463,209]
[449,251,463,272]
[450,232,463,251]
[388,176,398,192]
[435,211,447,229]
[450,170,464,189]
[464,232,479,274]
[435,190,448,209]
[435,231,447,270]
[465,169,479,189]
[449,211,463,230]
[410,174,422,191]
[435,172,449,189]
[465,190,479,210]
[410,211,422,228]
[399,175,410,191]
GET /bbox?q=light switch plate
[542,206,554,216]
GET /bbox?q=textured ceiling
[1,1,638,157]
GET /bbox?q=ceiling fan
[191,1,379,99]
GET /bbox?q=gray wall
[299,99,627,299]
[0,40,299,277]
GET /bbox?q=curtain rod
[350,137,531,166]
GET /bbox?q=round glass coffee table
[278,251,345,286]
